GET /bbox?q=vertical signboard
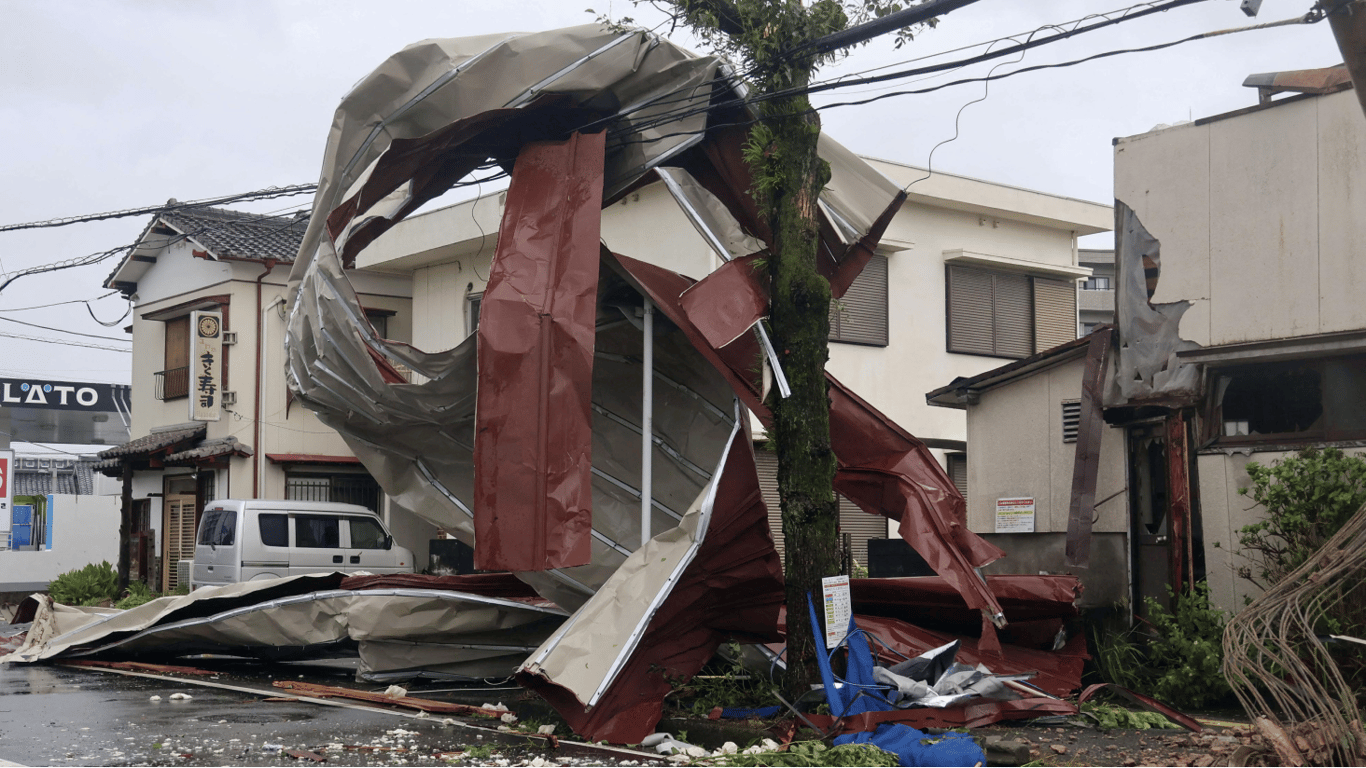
[190,311,223,422]
[821,574,852,649]
[0,450,12,548]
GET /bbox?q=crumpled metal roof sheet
[279,23,998,741]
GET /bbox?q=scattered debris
[272,680,509,717]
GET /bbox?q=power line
[0,291,121,312]
[0,314,132,342]
[0,330,132,352]
[0,184,317,234]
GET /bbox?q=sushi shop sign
[190,310,223,422]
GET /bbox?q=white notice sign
[821,574,852,649]
[995,497,1036,533]
[190,311,223,422]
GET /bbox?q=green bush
[47,561,119,606]
[1142,583,1230,710]
[1237,447,1366,589]
[114,580,159,610]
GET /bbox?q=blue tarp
[807,595,985,767]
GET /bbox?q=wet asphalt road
[0,661,649,767]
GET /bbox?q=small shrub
[1142,583,1230,710]
[1081,701,1179,730]
[47,561,118,606]
[114,581,159,610]
[1237,447,1366,588]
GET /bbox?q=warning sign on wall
[995,497,1035,533]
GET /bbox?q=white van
[191,499,415,589]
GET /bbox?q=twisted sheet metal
[1223,502,1366,766]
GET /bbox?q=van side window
[349,517,387,549]
[198,509,236,546]
[259,514,288,547]
[295,515,340,548]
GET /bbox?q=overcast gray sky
[0,0,1340,386]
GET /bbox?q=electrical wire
[0,291,122,312]
[600,7,1322,154]
[0,314,132,342]
[0,184,317,233]
[86,300,133,327]
[0,330,132,352]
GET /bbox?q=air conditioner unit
[222,331,238,345]
[222,391,237,406]
[176,559,193,589]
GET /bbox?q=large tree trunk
[762,81,842,700]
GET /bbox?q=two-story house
[95,205,419,591]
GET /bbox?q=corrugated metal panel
[831,254,888,346]
[947,453,968,497]
[946,265,994,355]
[992,272,1033,358]
[756,447,884,572]
[755,449,784,562]
[1034,277,1077,352]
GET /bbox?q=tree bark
[762,75,842,701]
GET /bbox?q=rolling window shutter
[831,254,888,346]
[755,449,784,562]
[1033,277,1077,352]
[992,271,1033,358]
[947,265,994,355]
[838,495,886,570]
[947,453,968,497]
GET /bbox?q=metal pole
[641,299,655,545]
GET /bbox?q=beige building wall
[964,357,1126,536]
[1114,89,1366,349]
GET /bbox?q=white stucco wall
[0,494,120,591]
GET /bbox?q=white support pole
[641,298,655,545]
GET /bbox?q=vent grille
[1062,400,1082,443]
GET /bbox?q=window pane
[295,515,340,548]
[1222,365,1322,437]
[259,514,288,548]
[1322,357,1366,435]
[349,517,387,549]
[198,510,222,545]
[215,509,236,546]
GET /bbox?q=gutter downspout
[254,259,278,499]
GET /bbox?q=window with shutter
[947,265,1077,358]
[946,453,967,497]
[829,254,888,346]
[1033,277,1077,352]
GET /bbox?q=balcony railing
[155,366,189,401]
[1078,288,1115,312]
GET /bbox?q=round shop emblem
[198,315,221,338]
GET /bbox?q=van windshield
[295,515,340,548]
[348,517,387,549]
[198,509,236,546]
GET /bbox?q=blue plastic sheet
[807,595,985,767]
